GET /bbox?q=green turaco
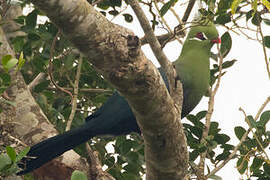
[17,20,220,175]
[174,21,220,117]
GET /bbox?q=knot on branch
[125,35,141,58]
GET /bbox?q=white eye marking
[193,32,207,41]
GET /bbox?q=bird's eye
[195,32,206,40]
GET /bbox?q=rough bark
[29,0,188,179]
[0,6,94,180]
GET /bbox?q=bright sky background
[23,1,270,179]
[110,1,270,179]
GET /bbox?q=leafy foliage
[184,111,234,164]
[0,147,30,176]
[2,0,270,179]
[234,112,270,178]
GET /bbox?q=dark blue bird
[17,22,220,175]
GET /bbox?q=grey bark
[28,0,189,179]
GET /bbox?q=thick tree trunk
[28,0,189,179]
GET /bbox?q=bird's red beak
[211,37,221,44]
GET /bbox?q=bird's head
[187,21,221,47]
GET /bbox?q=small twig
[54,47,76,59]
[110,5,128,22]
[28,48,77,91]
[206,124,251,178]
[140,31,184,46]
[47,87,113,93]
[28,72,46,91]
[239,108,270,161]
[142,0,157,30]
[207,96,270,177]
[255,96,270,120]
[8,135,28,147]
[153,0,183,45]
[182,0,196,23]
[48,29,73,99]
[85,143,115,180]
[258,24,270,80]
[168,3,182,25]
[66,56,83,131]
[198,43,224,179]
[242,108,270,161]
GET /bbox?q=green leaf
[263,18,270,26]
[1,55,12,66]
[231,0,241,14]
[218,0,233,13]
[214,134,230,144]
[237,157,248,174]
[17,52,25,71]
[11,36,25,52]
[5,58,18,71]
[0,154,12,171]
[123,162,140,175]
[209,122,220,135]
[27,32,40,41]
[234,126,246,140]
[123,13,133,23]
[247,115,256,128]
[160,0,175,17]
[34,80,50,93]
[251,12,262,26]
[221,144,234,151]
[222,59,237,69]
[6,146,16,162]
[14,15,25,25]
[216,13,231,25]
[246,10,254,22]
[263,162,270,176]
[0,73,11,86]
[189,150,200,161]
[258,110,270,127]
[250,157,264,172]
[208,174,223,180]
[196,111,207,120]
[111,0,122,7]
[215,151,230,161]
[220,32,232,58]
[97,0,110,10]
[108,10,119,16]
[15,147,30,162]
[263,36,270,48]
[71,170,88,180]
[26,10,38,29]
[189,126,203,138]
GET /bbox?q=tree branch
[29,0,188,179]
[127,0,183,111]
[182,0,196,23]
[258,24,270,80]
[197,43,224,179]
[47,87,113,94]
[66,56,83,131]
[28,72,47,91]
